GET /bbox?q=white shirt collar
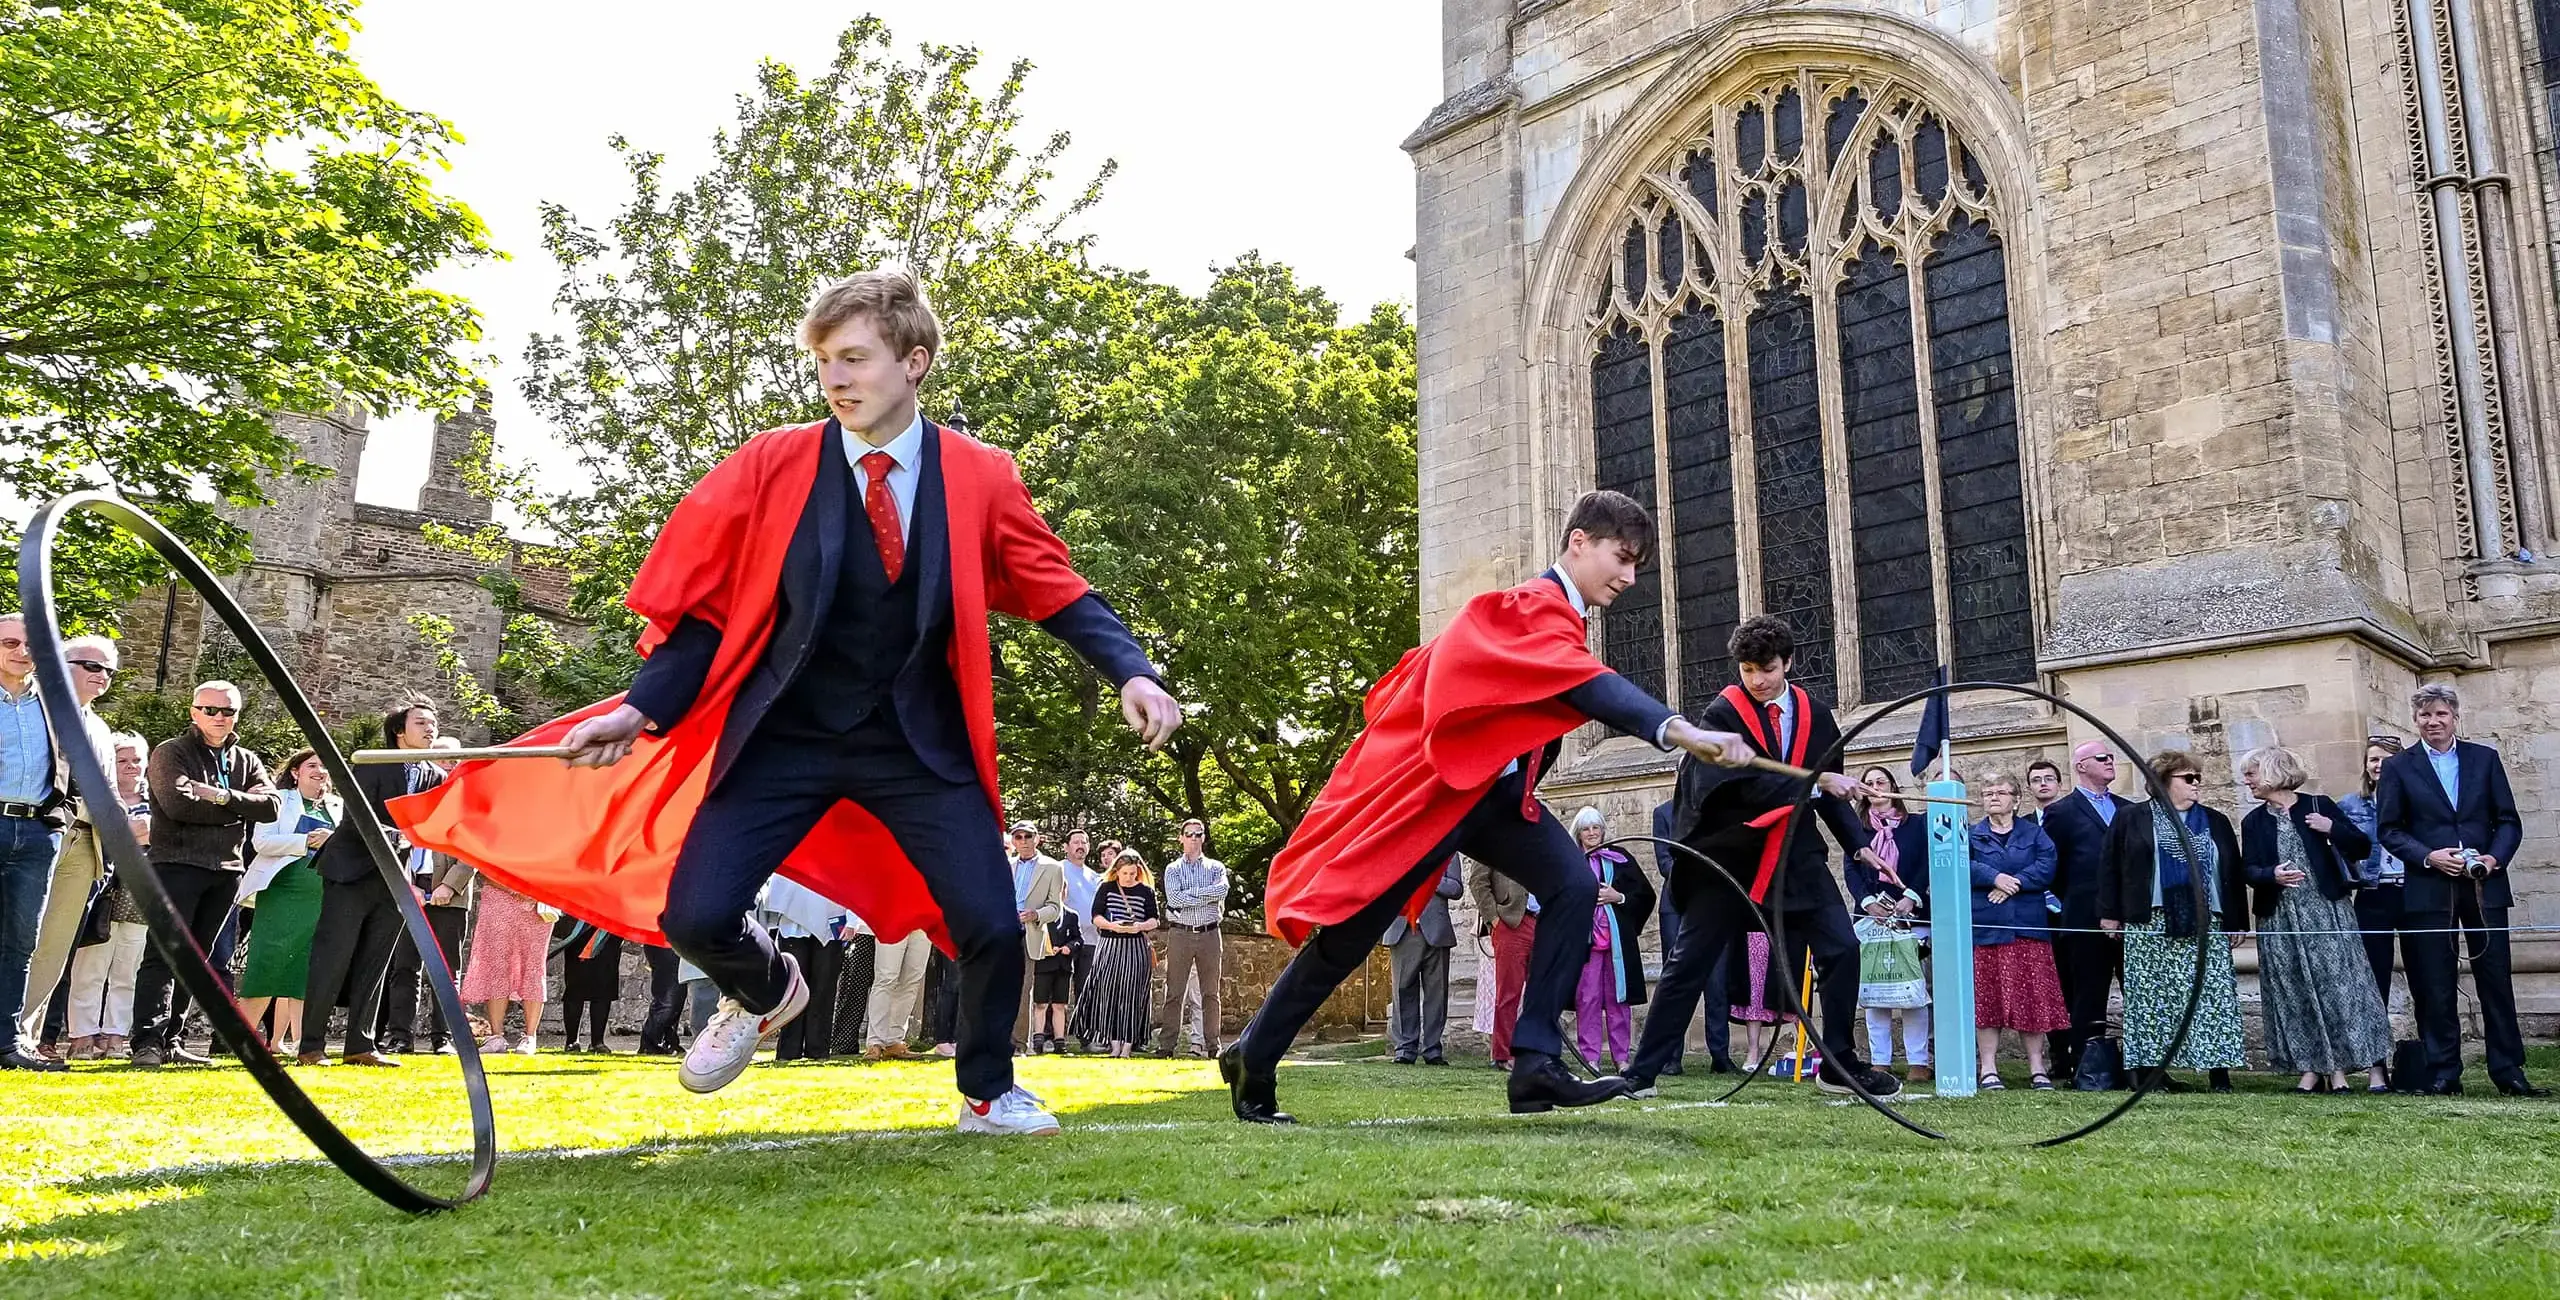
[843,408,926,472]
[1551,569,1591,621]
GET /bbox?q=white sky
[347,1,1443,513]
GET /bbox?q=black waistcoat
[779,455,923,733]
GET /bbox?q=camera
[2459,847,2491,880]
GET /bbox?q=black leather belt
[0,800,44,820]
[1174,921,1220,933]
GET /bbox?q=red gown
[388,420,1094,954]
[1262,577,1619,946]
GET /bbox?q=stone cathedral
[1406,0,2560,1007]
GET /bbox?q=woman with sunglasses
[2097,750,2248,1092]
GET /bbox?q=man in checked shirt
[1155,819,1228,1057]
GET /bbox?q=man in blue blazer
[2375,682,2542,1096]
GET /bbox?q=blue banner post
[1927,777,1975,1097]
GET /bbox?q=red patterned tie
[1766,702,1784,755]
[860,451,905,584]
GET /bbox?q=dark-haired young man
[299,695,443,1067]
[1626,615,1904,1098]
[1232,490,1752,1122]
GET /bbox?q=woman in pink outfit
[1569,808,1654,1071]
[460,877,552,1054]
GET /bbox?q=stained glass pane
[1774,87,1804,165]
[1737,103,1767,176]
[1913,116,1950,207]
[1926,217,2033,685]
[1779,178,1809,259]
[1622,222,1648,305]
[1838,242,1936,704]
[1657,212,1685,293]
[1592,323,1666,698]
[1684,150,1719,216]
[1665,304,1738,707]
[1871,132,1904,222]
[1826,87,1868,166]
[1748,279,1834,701]
[1741,189,1768,265]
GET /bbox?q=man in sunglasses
[14,635,123,1067]
[129,681,279,1069]
[2039,740,2128,1080]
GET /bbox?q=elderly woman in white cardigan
[237,749,341,1052]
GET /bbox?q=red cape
[388,420,1092,952]
[1262,578,1610,946]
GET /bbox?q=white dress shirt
[840,408,926,541]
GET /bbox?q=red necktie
[860,451,905,584]
[1766,702,1784,755]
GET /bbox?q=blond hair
[798,267,941,363]
[2240,745,2309,792]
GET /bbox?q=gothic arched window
[1587,71,2033,712]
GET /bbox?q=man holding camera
[2375,682,2543,1096]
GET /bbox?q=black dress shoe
[2494,1078,2551,1097]
[2420,1082,2465,1096]
[2,1049,65,1073]
[1660,1060,1686,1077]
[1422,1054,1447,1066]
[1392,1054,1416,1065]
[1507,1052,1628,1114]
[1707,1058,1737,1075]
[1219,1047,1295,1125]
[2207,1069,2234,1094]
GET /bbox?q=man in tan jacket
[1467,857,1537,1069]
[1006,821,1063,1049]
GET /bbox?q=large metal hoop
[1626,677,2211,1147]
[18,491,498,1212]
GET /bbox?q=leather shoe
[343,1052,402,1068]
[1661,1060,1687,1077]
[1218,1047,1295,1124]
[1507,1052,1628,1114]
[1392,1054,1416,1065]
[2420,1082,2464,1096]
[295,1052,331,1067]
[2,1049,65,1073]
[2494,1078,2551,1097]
[1422,1054,1447,1066]
[1816,1061,1903,1098]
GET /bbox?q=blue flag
[1909,665,1950,777]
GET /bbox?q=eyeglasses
[67,659,113,676]
[0,638,22,651]
[193,705,238,717]
[2084,753,2116,763]
[2168,772,2202,785]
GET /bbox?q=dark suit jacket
[628,419,1156,788]
[317,758,444,885]
[1383,855,1464,948]
[2039,786,2124,930]
[2096,801,2247,929]
[1664,686,1866,912]
[2374,740,2523,911]
[2239,793,2371,916]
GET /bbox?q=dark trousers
[2050,926,2118,1066]
[128,861,238,1054]
[1386,934,1451,1060]
[774,935,844,1060]
[640,944,683,1052]
[1237,772,1597,1074]
[2404,885,2526,1089]
[300,873,404,1057]
[1654,906,1732,1067]
[1070,943,1096,1043]
[1635,878,1865,1081]
[563,996,611,1048]
[2355,884,2407,1027]
[923,950,961,1045]
[379,901,467,1048]
[658,712,1018,1100]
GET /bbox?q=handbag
[74,871,115,948]
[2073,1036,2122,1091]
[1854,915,1930,1008]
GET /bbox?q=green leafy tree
[1002,260,1419,904]
[504,17,1118,677]
[0,0,494,627]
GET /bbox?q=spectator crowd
[0,602,2542,1100]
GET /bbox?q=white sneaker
[515,1036,540,1056]
[676,954,806,1095]
[956,1084,1062,1136]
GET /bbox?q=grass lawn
[4,1043,2558,1297]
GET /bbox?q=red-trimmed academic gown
[1263,577,1624,946]
[388,420,1093,953]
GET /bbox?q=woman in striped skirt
[1071,851,1161,1056]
